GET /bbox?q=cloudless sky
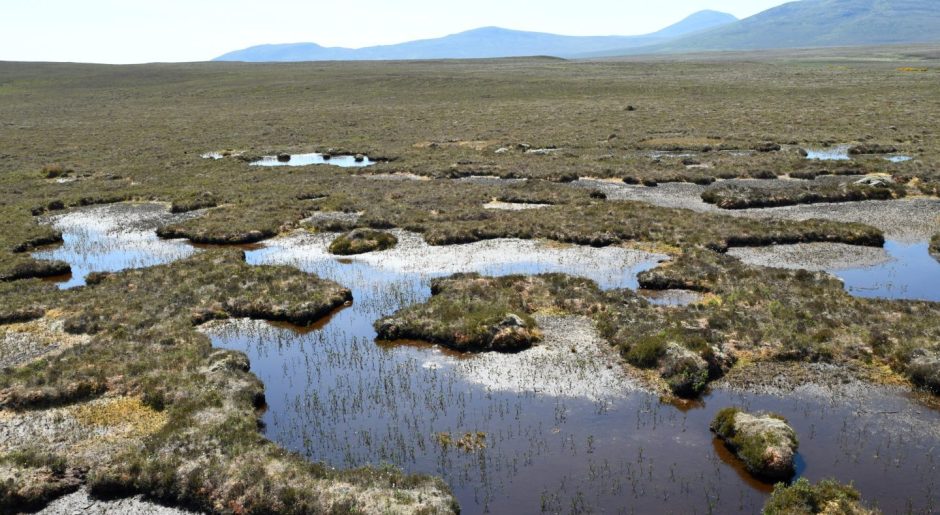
[1,0,790,64]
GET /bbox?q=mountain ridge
[594,0,940,56]
[214,10,737,62]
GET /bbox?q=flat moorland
[1,51,938,513]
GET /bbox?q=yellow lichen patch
[580,176,627,184]
[625,241,682,256]
[43,309,67,319]
[864,362,912,388]
[71,397,168,438]
[696,293,723,307]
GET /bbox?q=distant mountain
[596,0,940,56]
[213,10,737,62]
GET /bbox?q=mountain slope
[214,10,736,62]
[609,0,940,55]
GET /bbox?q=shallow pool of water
[200,230,940,514]
[249,153,374,168]
[885,155,913,163]
[804,146,851,161]
[31,203,198,288]
[731,240,940,303]
[837,241,940,302]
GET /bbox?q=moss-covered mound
[328,228,398,255]
[763,478,878,515]
[711,407,799,481]
[375,274,543,352]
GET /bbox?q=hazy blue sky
[2,0,789,63]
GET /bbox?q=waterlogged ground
[196,228,940,514]
[575,179,940,301]
[31,203,199,288]
[18,203,940,512]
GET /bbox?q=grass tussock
[763,478,878,515]
[328,229,398,255]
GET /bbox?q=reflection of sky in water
[835,241,940,302]
[804,145,850,160]
[250,152,374,168]
[31,204,196,288]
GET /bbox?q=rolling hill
[214,10,736,62]
[595,0,940,56]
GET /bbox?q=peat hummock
[711,407,799,481]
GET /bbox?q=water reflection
[837,241,940,302]
[31,203,197,288]
[250,153,375,168]
[804,146,850,161]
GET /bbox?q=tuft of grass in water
[328,228,398,255]
[763,478,877,515]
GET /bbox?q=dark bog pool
[203,231,940,514]
[249,153,375,168]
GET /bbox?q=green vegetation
[764,478,877,515]
[328,229,398,255]
[0,448,80,512]
[931,233,940,261]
